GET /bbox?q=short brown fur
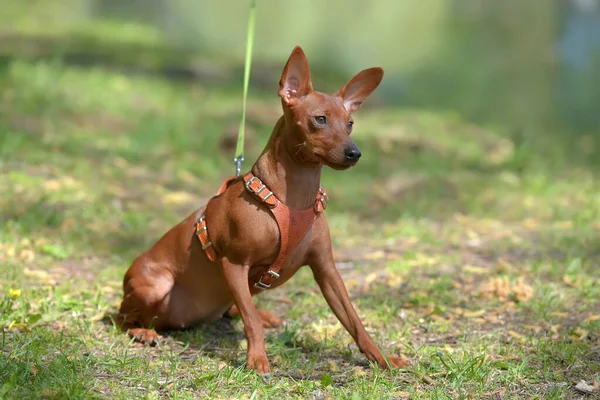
[117,46,409,373]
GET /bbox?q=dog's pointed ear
[337,67,384,114]
[279,46,313,105]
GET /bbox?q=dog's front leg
[309,241,409,369]
[221,257,270,374]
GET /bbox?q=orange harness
[195,172,328,290]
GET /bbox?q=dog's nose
[344,147,362,162]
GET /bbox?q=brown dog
[117,46,408,374]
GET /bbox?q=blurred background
[2,4,600,397]
[0,0,598,247]
[2,0,600,151]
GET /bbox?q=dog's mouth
[315,154,356,170]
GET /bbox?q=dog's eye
[314,116,327,125]
[348,120,354,132]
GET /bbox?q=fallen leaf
[327,360,340,372]
[463,265,489,275]
[492,388,507,400]
[305,321,342,342]
[513,277,535,302]
[562,275,578,288]
[23,268,50,283]
[352,366,366,378]
[574,380,595,394]
[162,191,195,206]
[386,274,403,288]
[463,309,486,318]
[508,330,526,343]
[364,273,378,285]
[574,327,589,341]
[549,312,568,318]
[89,312,105,322]
[584,315,600,323]
[20,249,35,263]
[523,325,543,334]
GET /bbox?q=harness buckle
[253,270,280,290]
[244,176,274,202]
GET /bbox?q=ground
[0,58,599,399]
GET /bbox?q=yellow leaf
[523,325,543,334]
[584,315,600,323]
[8,321,27,330]
[89,312,105,322]
[163,191,195,206]
[386,274,403,288]
[23,268,50,282]
[309,321,342,341]
[574,327,588,341]
[463,309,486,318]
[508,330,526,342]
[562,275,578,288]
[549,312,568,318]
[352,366,366,378]
[327,360,340,372]
[463,265,489,275]
[364,273,378,285]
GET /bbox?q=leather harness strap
[195,177,237,263]
[194,172,328,290]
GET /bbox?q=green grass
[1,54,599,399]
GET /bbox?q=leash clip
[233,155,244,177]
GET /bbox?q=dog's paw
[127,328,159,347]
[382,354,410,369]
[257,310,283,328]
[247,352,271,375]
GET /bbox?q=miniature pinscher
[117,46,409,374]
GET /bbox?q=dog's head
[278,46,383,170]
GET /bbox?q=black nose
[344,146,362,162]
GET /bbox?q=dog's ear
[337,67,384,114]
[279,46,313,105]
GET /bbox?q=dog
[117,46,409,374]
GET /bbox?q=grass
[0,52,599,399]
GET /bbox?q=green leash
[234,0,257,176]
